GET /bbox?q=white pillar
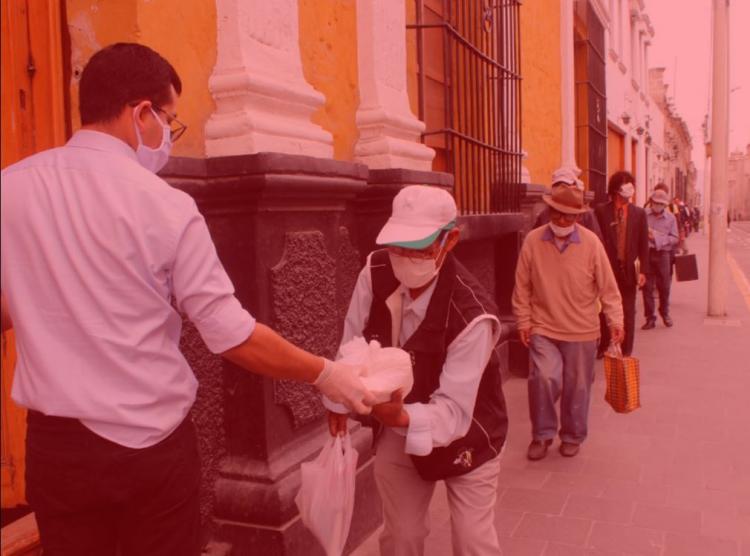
[560,0,580,176]
[353,0,434,170]
[204,0,333,158]
[708,0,730,316]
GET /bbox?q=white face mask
[549,222,575,237]
[133,106,172,173]
[388,235,448,289]
[652,203,666,213]
[619,183,635,199]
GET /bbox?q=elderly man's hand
[638,273,647,288]
[610,326,625,345]
[372,390,409,428]
[327,411,349,437]
[518,328,531,348]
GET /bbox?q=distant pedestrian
[642,189,679,330]
[533,167,604,242]
[513,185,624,461]
[594,171,650,357]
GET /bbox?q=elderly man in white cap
[641,188,679,329]
[327,185,508,555]
[533,167,604,242]
[513,185,624,460]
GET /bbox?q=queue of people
[0,42,688,556]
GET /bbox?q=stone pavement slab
[351,233,750,556]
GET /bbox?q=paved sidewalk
[352,233,750,556]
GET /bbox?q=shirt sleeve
[595,241,624,328]
[171,205,255,354]
[403,317,499,456]
[511,239,533,331]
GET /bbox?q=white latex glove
[314,359,376,415]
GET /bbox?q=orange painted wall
[65,0,216,157]
[298,0,360,161]
[520,0,562,185]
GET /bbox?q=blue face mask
[133,106,172,173]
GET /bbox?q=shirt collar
[67,130,138,162]
[400,277,439,321]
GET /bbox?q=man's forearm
[221,323,323,383]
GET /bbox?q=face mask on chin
[548,222,575,237]
[133,106,172,173]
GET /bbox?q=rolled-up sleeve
[171,208,255,353]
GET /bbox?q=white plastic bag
[338,337,413,403]
[295,435,359,556]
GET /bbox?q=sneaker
[527,439,553,461]
[641,319,656,330]
[662,315,674,327]
[559,442,580,457]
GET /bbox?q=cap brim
[376,220,456,249]
[542,195,588,214]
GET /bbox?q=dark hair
[607,171,635,198]
[79,43,182,125]
[654,183,669,193]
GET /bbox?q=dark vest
[363,250,508,481]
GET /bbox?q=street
[353,231,750,556]
[729,221,750,287]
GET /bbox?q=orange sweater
[512,225,624,342]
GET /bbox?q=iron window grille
[408,0,523,214]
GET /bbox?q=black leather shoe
[641,319,656,330]
[527,439,553,461]
[662,315,674,327]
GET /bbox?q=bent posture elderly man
[513,185,624,460]
[0,43,373,556]
[328,185,509,555]
[642,189,679,329]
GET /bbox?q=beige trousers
[374,429,502,556]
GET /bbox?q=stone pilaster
[354,0,435,171]
[205,0,333,158]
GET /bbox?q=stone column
[205,0,333,158]
[560,0,581,177]
[354,0,435,170]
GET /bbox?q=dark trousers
[25,411,201,556]
[643,249,672,320]
[600,279,637,356]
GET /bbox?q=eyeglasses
[549,209,578,224]
[153,105,187,143]
[386,232,449,261]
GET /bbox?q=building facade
[728,145,750,222]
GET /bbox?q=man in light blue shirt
[642,189,679,329]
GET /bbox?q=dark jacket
[534,207,604,243]
[594,201,650,286]
[363,250,508,481]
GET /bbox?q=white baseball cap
[376,185,457,249]
[551,167,584,190]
